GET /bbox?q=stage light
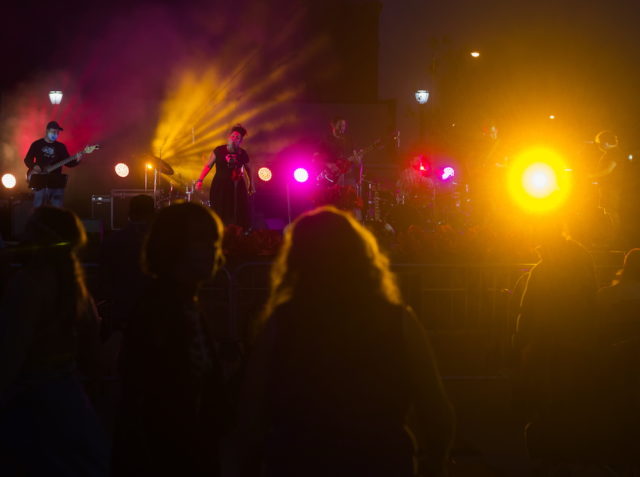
[115,163,130,178]
[507,148,572,214]
[415,89,430,104]
[293,167,309,183]
[258,167,273,182]
[49,91,63,105]
[470,51,480,58]
[146,163,154,170]
[412,155,431,176]
[441,166,455,180]
[549,114,556,119]
[1,173,16,189]
[524,165,554,196]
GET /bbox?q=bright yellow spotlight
[470,51,480,58]
[1,173,16,189]
[549,114,556,119]
[522,163,557,198]
[146,163,154,170]
[507,148,572,214]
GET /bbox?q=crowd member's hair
[143,202,224,280]
[595,130,618,150]
[612,248,640,285]
[231,124,247,138]
[129,194,155,223]
[25,206,89,317]
[263,206,401,320]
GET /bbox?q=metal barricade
[223,259,620,375]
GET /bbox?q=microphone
[395,130,400,149]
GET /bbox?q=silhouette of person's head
[129,194,155,223]
[619,248,640,283]
[595,130,618,152]
[26,206,87,252]
[268,206,401,309]
[144,203,224,286]
[24,207,89,311]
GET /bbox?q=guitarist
[315,117,363,188]
[24,121,82,208]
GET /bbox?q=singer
[196,124,255,229]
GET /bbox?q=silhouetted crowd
[1,198,639,476]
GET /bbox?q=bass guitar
[27,144,100,188]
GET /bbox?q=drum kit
[142,154,210,208]
[360,175,464,233]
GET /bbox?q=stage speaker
[91,195,112,230]
[110,189,154,230]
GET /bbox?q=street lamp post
[49,91,63,105]
[415,89,430,142]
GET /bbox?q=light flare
[507,148,572,214]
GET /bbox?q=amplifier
[91,195,111,229]
[110,189,154,230]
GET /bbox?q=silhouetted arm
[196,150,216,190]
[244,164,255,195]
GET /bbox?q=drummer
[396,154,436,207]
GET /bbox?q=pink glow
[293,167,309,183]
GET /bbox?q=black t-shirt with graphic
[23,139,78,175]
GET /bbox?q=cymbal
[147,155,174,175]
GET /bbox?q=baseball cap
[46,121,64,131]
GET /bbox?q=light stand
[286,182,292,224]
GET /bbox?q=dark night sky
[379,0,640,149]
[4,0,640,155]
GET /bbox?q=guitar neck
[347,142,381,161]
[46,153,79,173]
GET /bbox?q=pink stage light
[441,166,455,180]
[293,167,309,183]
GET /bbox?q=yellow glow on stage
[150,11,327,186]
[507,147,572,214]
